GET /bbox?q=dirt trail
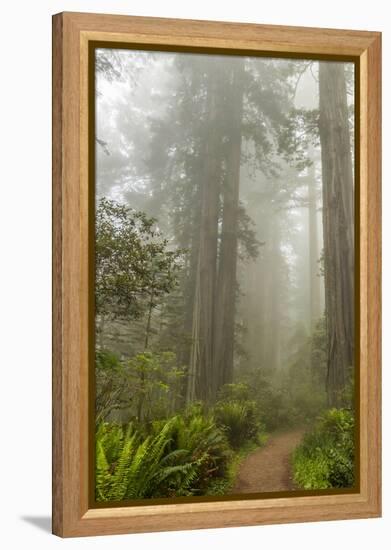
[233,429,305,494]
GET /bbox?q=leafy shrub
[232,372,308,431]
[256,387,297,430]
[95,349,129,423]
[96,413,231,501]
[289,384,328,425]
[217,383,252,403]
[96,417,199,501]
[95,350,185,423]
[95,197,183,322]
[293,408,355,489]
[126,351,185,422]
[152,412,231,494]
[213,400,260,449]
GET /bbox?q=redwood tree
[318,61,354,406]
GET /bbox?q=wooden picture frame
[52,11,381,538]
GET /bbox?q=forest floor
[232,428,306,493]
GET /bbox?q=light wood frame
[52,11,381,538]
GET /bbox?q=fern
[95,441,111,501]
[95,414,231,501]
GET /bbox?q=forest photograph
[93,47,356,503]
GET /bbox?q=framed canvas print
[52,12,381,537]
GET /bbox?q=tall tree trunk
[178,204,200,404]
[263,214,282,372]
[307,160,321,330]
[318,62,354,406]
[187,64,222,403]
[214,60,245,394]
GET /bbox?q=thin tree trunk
[144,291,154,350]
[318,61,354,406]
[97,316,105,349]
[138,276,155,421]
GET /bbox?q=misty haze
[94,48,355,502]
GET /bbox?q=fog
[94,47,357,500]
[96,50,336,380]
[95,47,354,416]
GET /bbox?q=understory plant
[292,408,355,489]
[96,412,231,501]
[213,399,262,449]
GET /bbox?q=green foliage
[257,386,299,430]
[96,413,231,501]
[161,412,231,494]
[261,317,328,428]
[96,417,199,501]
[211,316,328,434]
[237,206,261,261]
[213,400,261,449]
[95,350,185,423]
[292,408,355,489]
[278,107,320,168]
[224,374,303,431]
[95,350,132,423]
[216,379,304,433]
[226,316,327,434]
[217,383,251,403]
[127,351,185,422]
[340,366,355,409]
[92,54,356,502]
[309,316,328,386]
[95,197,184,323]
